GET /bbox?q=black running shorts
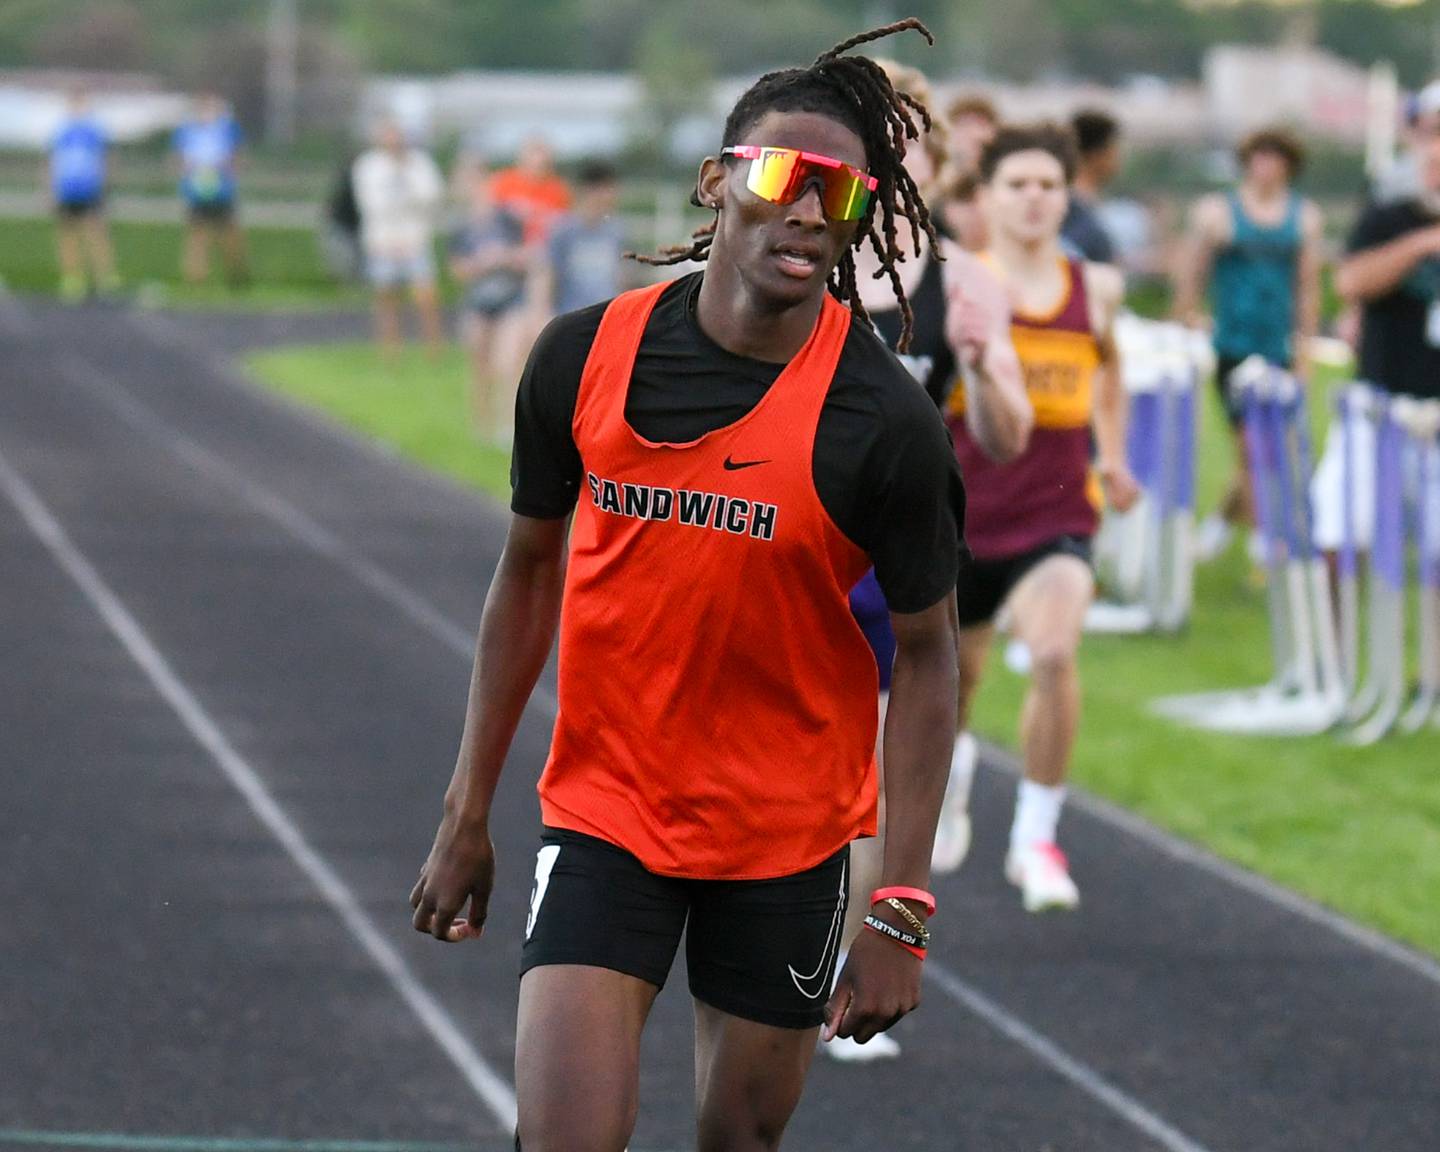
[520,828,849,1030]
[1215,353,1291,429]
[955,534,1093,627]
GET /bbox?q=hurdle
[1088,316,1202,634]
[1344,393,1440,743]
[1399,398,1440,732]
[1151,360,1346,735]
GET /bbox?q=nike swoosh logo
[723,456,771,471]
[788,859,848,1000]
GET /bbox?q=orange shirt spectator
[491,136,572,243]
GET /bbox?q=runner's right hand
[410,814,494,943]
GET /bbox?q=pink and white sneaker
[1004,842,1080,913]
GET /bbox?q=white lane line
[976,739,1440,988]
[924,961,1213,1152]
[57,348,1214,1149]
[0,445,520,1135]
[58,352,559,716]
[112,318,1440,992]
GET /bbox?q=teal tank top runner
[1211,191,1300,365]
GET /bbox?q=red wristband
[871,886,936,917]
[864,918,927,960]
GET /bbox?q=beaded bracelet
[863,915,927,960]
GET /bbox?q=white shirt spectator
[352,147,443,259]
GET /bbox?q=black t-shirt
[510,271,965,613]
[866,252,958,409]
[1347,198,1440,399]
[1061,196,1116,264]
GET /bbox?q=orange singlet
[538,281,879,880]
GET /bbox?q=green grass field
[0,216,367,310]
[247,340,1440,957]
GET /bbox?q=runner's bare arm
[942,242,1032,462]
[823,592,958,1044]
[410,512,569,942]
[1335,224,1440,301]
[1294,200,1325,382]
[1087,263,1140,513]
[1170,194,1226,328]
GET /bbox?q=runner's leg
[515,966,658,1152]
[1007,553,1093,789]
[999,552,1092,909]
[694,1000,818,1152]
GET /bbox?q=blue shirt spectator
[51,115,107,207]
[174,101,243,207]
[543,160,623,314]
[548,215,625,314]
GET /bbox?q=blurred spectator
[490,135,572,244]
[1062,109,1121,264]
[353,117,445,358]
[945,93,1000,174]
[322,148,364,282]
[539,159,624,315]
[174,93,248,287]
[940,93,998,250]
[448,160,529,442]
[1174,126,1322,561]
[48,88,119,301]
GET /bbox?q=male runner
[410,21,962,1149]
[1174,127,1322,561]
[827,59,1030,1065]
[931,123,1138,911]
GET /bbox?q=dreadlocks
[633,18,939,351]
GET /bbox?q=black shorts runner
[56,197,103,218]
[521,828,849,1030]
[188,199,236,223]
[1215,353,1290,429]
[956,534,1093,627]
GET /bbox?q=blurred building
[1203,45,1369,143]
[364,42,1376,163]
[0,69,188,148]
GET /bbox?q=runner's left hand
[1100,460,1140,513]
[945,279,991,372]
[821,918,922,1045]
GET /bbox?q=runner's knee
[1028,638,1078,685]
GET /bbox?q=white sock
[1010,779,1066,853]
[951,731,977,787]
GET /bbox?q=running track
[2,297,1438,1152]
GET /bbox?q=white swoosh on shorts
[787,858,848,1000]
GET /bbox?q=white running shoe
[822,1031,901,1063]
[931,733,977,874]
[1194,513,1233,562]
[1004,841,1080,913]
